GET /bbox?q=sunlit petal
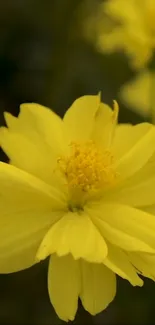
[0,162,64,273]
[80,260,116,315]
[48,254,80,322]
[104,242,143,286]
[87,203,155,252]
[37,212,108,263]
[63,94,100,143]
[114,123,155,179]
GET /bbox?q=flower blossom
[88,0,155,69]
[0,95,155,321]
[120,70,152,118]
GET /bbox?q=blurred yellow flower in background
[1,95,155,321]
[85,0,155,69]
[120,70,152,117]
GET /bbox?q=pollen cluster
[58,141,116,192]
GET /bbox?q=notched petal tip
[4,112,16,128]
[35,213,108,264]
[35,244,49,262]
[97,91,102,101]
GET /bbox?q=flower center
[58,141,116,195]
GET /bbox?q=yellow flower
[1,94,155,321]
[120,70,152,117]
[88,0,155,69]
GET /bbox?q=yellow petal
[1,103,66,186]
[120,70,151,118]
[104,153,155,207]
[98,1,152,69]
[91,100,118,148]
[113,123,154,159]
[48,254,80,322]
[37,212,108,263]
[112,124,132,160]
[80,260,116,315]
[87,203,155,253]
[114,123,155,180]
[104,242,143,286]
[128,252,155,281]
[143,204,155,214]
[104,177,155,207]
[103,0,139,23]
[63,95,100,143]
[12,103,64,150]
[0,162,64,273]
[4,112,18,129]
[0,128,66,188]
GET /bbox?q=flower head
[85,0,155,69]
[1,94,155,321]
[120,70,152,117]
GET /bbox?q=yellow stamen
[57,141,116,193]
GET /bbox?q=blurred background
[0,0,153,324]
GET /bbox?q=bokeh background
[0,1,154,324]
